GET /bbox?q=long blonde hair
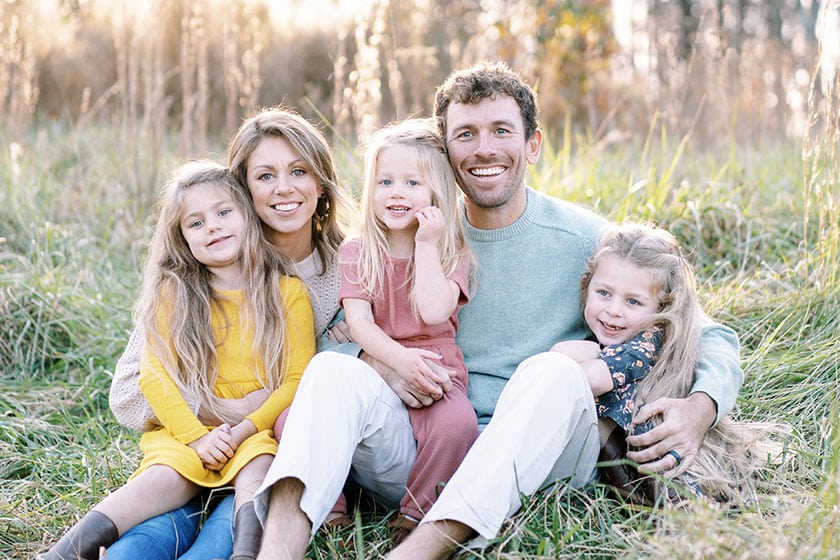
[227,106,355,271]
[136,160,291,425]
[585,223,763,502]
[351,118,473,314]
[583,224,701,405]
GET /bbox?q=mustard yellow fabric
[135,276,315,487]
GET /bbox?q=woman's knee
[273,407,290,441]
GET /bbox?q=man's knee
[515,352,588,391]
[303,352,369,389]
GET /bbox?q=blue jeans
[106,493,234,560]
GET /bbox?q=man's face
[443,95,541,221]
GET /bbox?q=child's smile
[373,144,433,234]
[584,254,660,346]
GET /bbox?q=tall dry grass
[2,1,839,558]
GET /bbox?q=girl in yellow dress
[38,161,315,560]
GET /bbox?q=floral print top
[594,327,662,434]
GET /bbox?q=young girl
[552,223,759,504]
[339,119,477,537]
[38,161,315,560]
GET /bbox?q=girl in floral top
[552,223,758,504]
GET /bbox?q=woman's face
[246,135,323,258]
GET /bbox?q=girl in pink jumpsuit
[340,119,477,534]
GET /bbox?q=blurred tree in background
[0,0,834,167]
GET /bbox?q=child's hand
[229,418,258,449]
[393,347,448,402]
[414,206,445,246]
[189,423,235,471]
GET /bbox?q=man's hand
[626,392,716,477]
[327,319,353,344]
[360,351,454,408]
[189,424,235,471]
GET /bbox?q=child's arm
[413,206,461,325]
[242,277,316,432]
[550,340,613,397]
[228,418,258,450]
[140,348,210,445]
[198,389,270,426]
[188,424,235,471]
[344,297,444,391]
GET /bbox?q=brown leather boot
[598,424,660,505]
[230,501,262,560]
[36,510,119,560]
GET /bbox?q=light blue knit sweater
[457,188,743,427]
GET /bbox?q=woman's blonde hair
[351,118,473,314]
[136,160,291,425]
[586,223,765,503]
[227,106,355,271]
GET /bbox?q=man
[254,62,742,560]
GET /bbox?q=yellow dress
[134,276,315,487]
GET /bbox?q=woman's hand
[197,389,270,425]
[626,392,716,476]
[189,424,235,471]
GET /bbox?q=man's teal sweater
[457,188,743,427]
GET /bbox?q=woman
[106,107,357,560]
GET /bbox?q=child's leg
[106,494,205,560]
[402,385,479,521]
[232,454,274,510]
[95,464,201,533]
[230,454,273,560]
[38,465,199,560]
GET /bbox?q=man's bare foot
[386,519,476,560]
[323,511,353,529]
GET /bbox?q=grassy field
[1,113,838,559]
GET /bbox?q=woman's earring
[314,194,330,231]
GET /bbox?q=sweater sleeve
[245,277,316,431]
[109,325,155,431]
[691,314,743,425]
[113,326,142,385]
[316,307,362,356]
